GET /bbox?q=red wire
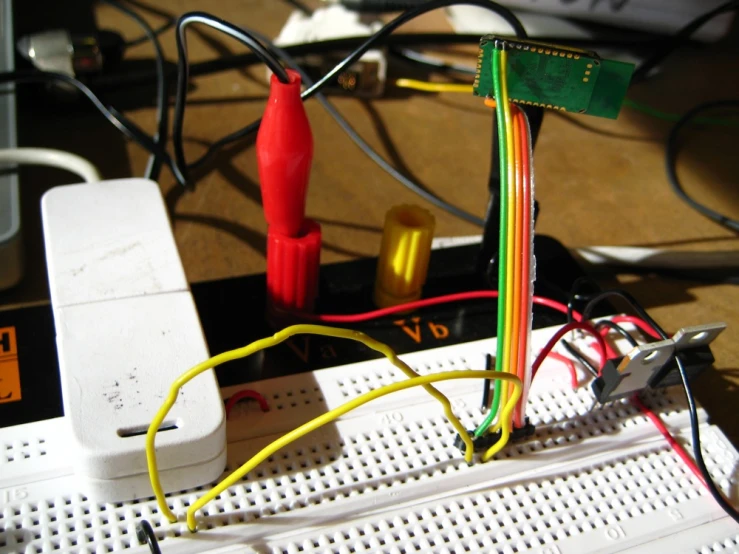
[541,331,706,488]
[547,352,579,389]
[630,395,707,487]
[531,322,608,379]
[306,267,702,488]
[611,315,662,340]
[225,389,270,420]
[526,315,706,491]
[307,291,582,323]
[531,318,707,491]
[514,108,532,428]
[592,321,706,489]
[596,325,621,360]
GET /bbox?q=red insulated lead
[256,69,313,238]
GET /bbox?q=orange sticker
[0,326,21,404]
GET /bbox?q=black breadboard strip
[0,236,598,427]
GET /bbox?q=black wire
[633,0,739,82]
[581,289,668,339]
[561,339,600,378]
[673,355,739,525]
[100,0,168,181]
[135,520,162,553]
[0,71,124,134]
[184,0,526,175]
[0,70,179,180]
[595,320,638,348]
[388,2,739,85]
[125,18,175,48]
[566,276,600,323]
[87,34,495,90]
[481,353,493,410]
[293,0,527,102]
[172,12,291,186]
[89,33,666,90]
[87,0,738,92]
[564,316,638,377]
[392,2,739,85]
[165,0,739,192]
[117,0,178,48]
[343,0,430,10]
[283,0,313,15]
[665,100,739,233]
[588,290,739,523]
[389,47,477,76]
[252,30,485,226]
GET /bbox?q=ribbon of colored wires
[476,45,531,438]
[479,45,511,436]
[501,47,517,434]
[396,70,537,427]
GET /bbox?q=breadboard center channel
[0,325,737,554]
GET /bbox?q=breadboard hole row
[4,392,721,554]
[271,446,712,554]
[337,356,472,398]
[1,338,734,554]
[2,437,47,464]
[698,534,739,553]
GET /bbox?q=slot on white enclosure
[41,179,226,502]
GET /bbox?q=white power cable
[0,148,101,183]
[431,235,739,270]
[573,246,739,270]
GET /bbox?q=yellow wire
[146,324,478,524]
[395,78,474,93]
[187,369,521,531]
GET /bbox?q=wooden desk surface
[3,1,738,442]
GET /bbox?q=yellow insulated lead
[144,324,494,528]
[374,205,435,308]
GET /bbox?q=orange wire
[507,106,524,411]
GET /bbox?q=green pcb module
[473,36,635,119]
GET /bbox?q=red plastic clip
[256,68,313,238]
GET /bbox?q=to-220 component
[473,36,635,119]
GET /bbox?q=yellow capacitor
[374,205,435,308]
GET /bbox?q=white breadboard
[41,180,225,502]
[1,324,737,554]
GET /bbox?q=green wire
[624,98,739,127]
[474,47,508,439]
